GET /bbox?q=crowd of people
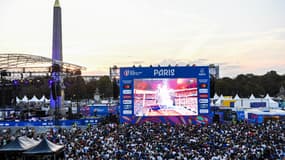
[0,120,285,159]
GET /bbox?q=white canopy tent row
[212,93,279,108]
[16,95,50,103]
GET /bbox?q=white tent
[40,95,50,112]
[219,94,224,100]
[210,100,215,106]
[16,97,22,104]
[264,93,271,100]
[268,99,279,108]
[249,94,255,100]
[39,95,45,102]
[213,93,220,100]
[235,98,255,108]
[214,99,221,106]
[234,94,240,100]
[22,96,29,103]
[29,95,40,102]
[39,95,50,102]
[264,93,279,108]
[214,94,224,106]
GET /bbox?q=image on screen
[134,78,198,116]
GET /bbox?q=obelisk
[52,0,62,61]
[50,0,64,117]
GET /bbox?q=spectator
[0,120,284,159]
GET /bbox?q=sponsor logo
[122,90,132,94]
[200,103,208,109]
[122,80,132,84]
[123,84,132,89]
[198,79,208,83]
[198,68,207,76]
[123,100,132,104]
[123,70,129,76]
[199,109,209,114]
[154,69,175,76]
[123,105,132,109]
[199,99,209,103]
[123,95,132,99]
[123,70,142,76]
[199,89,208,93]
[123,110,132,115]
[199,83,208,88]
[199,94,208,98]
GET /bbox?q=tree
[17,77,50,99]
[112,78,120,99]
[64,76,87,100]
[97,76,112,98]
[11,70,284,101]
[261,71,281,96]
[86,80,97,99]
[210,75,216,98]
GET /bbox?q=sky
[0,0,285,78]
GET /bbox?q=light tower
[50,0,64,118]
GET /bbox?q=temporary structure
[234,94,240,100]
[0,136,39,152]
[213,93,220,100]
[22,96,29,103]
[264,93,279,108]
[16,97,22,104]
[23,138,64,154]
[0,136,40,159]
[29,95,40,102]
[39,95,50,102]
[249,94,255,100]
[23,138,64,159]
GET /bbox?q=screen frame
[119,66,210,124]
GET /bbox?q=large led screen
[134,78,198,116]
